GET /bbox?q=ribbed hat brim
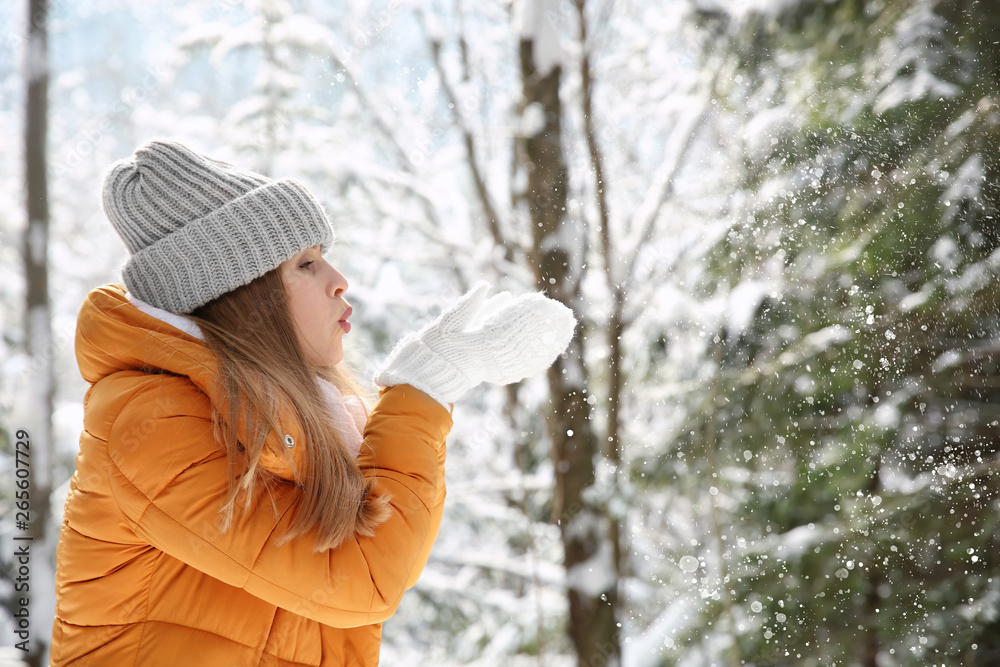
[122,178,334,313]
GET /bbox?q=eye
[299,260,314,270]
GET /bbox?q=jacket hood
[76,283,215,390]
[75,283,306,480]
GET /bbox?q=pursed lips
[338,306,352,333]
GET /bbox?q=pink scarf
[317,379,368,458]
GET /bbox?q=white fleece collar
[126,292,206,341]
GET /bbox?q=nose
[328,265,349,298]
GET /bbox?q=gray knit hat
[103,139,334,314]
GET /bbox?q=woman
[51,140,575,666]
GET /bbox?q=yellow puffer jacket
[51,284,451,666]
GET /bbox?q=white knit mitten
[374,283,577,406]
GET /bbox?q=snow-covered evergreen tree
[635,1,1000,663]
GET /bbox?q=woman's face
[279,246,351,366]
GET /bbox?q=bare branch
[574,0,614,289]
[417,10,516,264]
[322,40,460,257]
[324,46,411,169]
[623,100,711,280]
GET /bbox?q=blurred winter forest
[2,0,1000,665]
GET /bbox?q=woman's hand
[374,283,577,406]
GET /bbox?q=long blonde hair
[190,268,390,551]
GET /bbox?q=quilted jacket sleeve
[107,382,451,628]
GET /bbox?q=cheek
[286,295,309,334]
[284,292,318,342]
[293,293,334,340]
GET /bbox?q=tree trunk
[516,33,621,666]
[23,0,54,664]
[573,0,627,593]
